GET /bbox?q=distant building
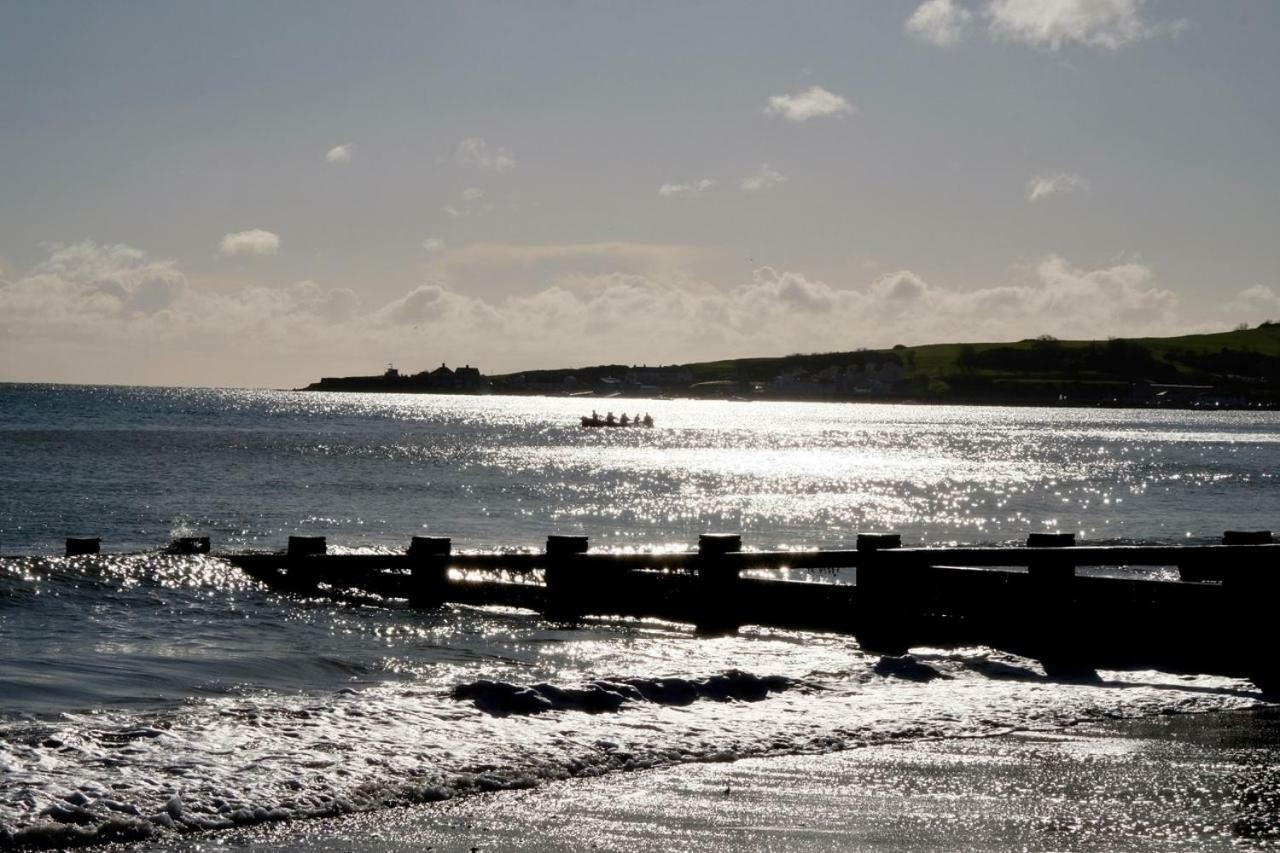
[307,361,488,394]
[455,365,483,388]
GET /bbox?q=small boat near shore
[581,413,653,428]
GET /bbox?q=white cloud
[0,242,365,385]
[219,229,280,257]
[454,137,516,172]
[906,0,974,46]
[4,241,1218,387]
[985,0,1185,51]
[658,178,715,198]
[1026,172,1090,201]
[1222,285,1280,324]
[1024,254,1176,328]
[764,86,855,123]
[422,237,447,253]
[284,280,362,322]
[739,164,786,193]
[444,187,493,218]
[325,144,355,164]
[9,241,188,319]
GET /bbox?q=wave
[0,554,1272,850]
[452,669,804,716]
[1,649,1266,850]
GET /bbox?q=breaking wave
[452,670,805,715]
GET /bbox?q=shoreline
[1,381,1275,411]
[148,706,1280,852]
[295,385,1279,412]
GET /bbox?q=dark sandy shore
[152,707,1279,853]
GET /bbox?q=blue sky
[2,1,1278,386]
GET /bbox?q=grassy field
[914,325,1280,376]
[497,323,1280,402]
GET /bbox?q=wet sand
[168,707,1279,853]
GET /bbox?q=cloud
[906,0,973,46]
[0,242,365,385]
[1025,254,1176,327]
[2,242,1227,387]
[764,86,855,123]
[422,237,447,253]
[454,137,516,172]
[869,270,930,302]
[1026,172,1090,201]
[284,280,362,323]
[325,144,355,164]
[739,164,786,193]
[985,0,1185,51]
[219,229,280,257]
[444,188,493,218]
[7,241,188,319]
[658,179,715,198]
[1222,285,1280,324]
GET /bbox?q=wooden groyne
[52,530,1280,691]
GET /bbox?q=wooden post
[696,533,742,635]
[1025,532,1086,676]
[408,536,451,609]
[65,537,100,556]
[853,532,910,655]
[1026,532,1075,581]
[288,536,326,556]
[170,536,210,555]
[544,535,589,624]
[856,533,901,552]
[285,536,326,592]
[1220,532,1278,692]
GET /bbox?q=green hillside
[498,322,1280,405]
[682,322,1280,379]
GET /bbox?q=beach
[158,709,1280,852]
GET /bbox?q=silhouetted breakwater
[57,528,1278,692]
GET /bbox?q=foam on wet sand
[147,708,1280,852]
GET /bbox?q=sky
[1,0,1278,388]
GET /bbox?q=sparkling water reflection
[1,383,1277,553]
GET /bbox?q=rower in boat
[579,412,654,427]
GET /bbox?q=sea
[1,382,1278,849]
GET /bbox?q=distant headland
[302,322,1280,409]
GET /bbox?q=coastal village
[303,323,1280,408]
[308,359,916,400]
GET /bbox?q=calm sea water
[2,383,1278,553]
[1,383,1277,848]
